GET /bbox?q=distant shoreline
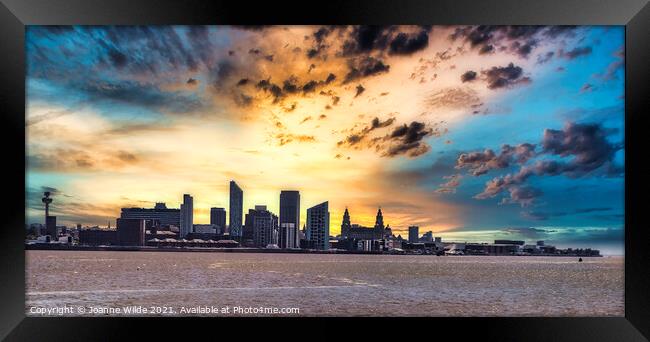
[24,244,605,257]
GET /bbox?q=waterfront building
[229,181,243,238]
[421,231,434,242]
[408,226,419,243]
[279,223,297,249]
[495,240,525,246]
[193,224,219,234]
[279,190,300,248]
[179,194,194,238]
[244,205,279,247]
[120,202,181,227]
[340,208,385,240]
[116,218,145,246]
[79,228,118,245]
[209,207,227,233]
[306,201,330,250]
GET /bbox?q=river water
[25,251,624,316]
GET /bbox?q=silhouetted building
[421,231,433,242]
[79,229,118,245]
[279,223,297,249]
[179,194,193,238]
[279,190,300,248]
[245,205,278,247]
[46,216,57,239]
[495,240,525,246]
[229,181,243,238]
[307,201,329,250]
[408,226,419,243]
[120,203,180,227]
[210,207,226,233]
[117,218,145,246]
[340,208,384,240]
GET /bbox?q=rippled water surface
[26,251,624,316]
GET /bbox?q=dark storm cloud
[343,56,390,83]
[389,30,430,55]
[469,122,623,206]
[337,116,396,147]
[540,122,622,177]
[381,121,433,157]
[460,70,477,82]
[558,46,592,60]
[341,26,395,56]
[256,79,284,102]
[482,63,531,89]
[449,26,576,59]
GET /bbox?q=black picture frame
[1,0,648,340]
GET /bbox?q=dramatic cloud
[449,25,576,59]
[381,121,433,157]
[468,122,622,206]
[460,70,477,82]
[341,25,431,57]
[482,63,531,89]
[540,122,622,177]
[456,143,536,176]
[344,56,390,83]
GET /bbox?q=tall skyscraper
[210,207,227,234]
[245,206,279,248]
[179,194,193,238]
[306,201,330,250]
[229,181,243,238]
[408,226,419,243]
[279,190,300,248]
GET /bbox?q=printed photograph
[25,25,624,316]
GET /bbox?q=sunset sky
[25,25,625,254]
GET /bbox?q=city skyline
[25,25,624,255]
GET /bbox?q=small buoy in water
[578,258,583,262]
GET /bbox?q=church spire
[374,207,384,230]
[342,207,351,226]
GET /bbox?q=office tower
[210,207,227,234]
[244,206,278,247]
[116,218,145,246]
[279,190,300,248]
[229,181,243,238]
[408,226,419,243]
[179,194,193,238]
[120,202,181,227]
[306,201,330,250]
